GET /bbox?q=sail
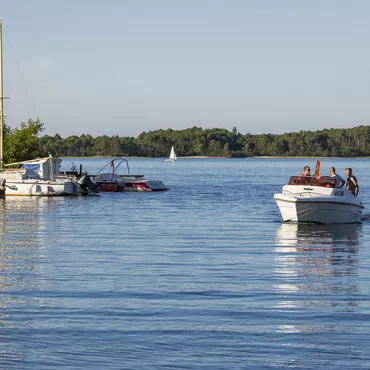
[169,146,177,161]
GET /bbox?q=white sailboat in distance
[166,146,177,162]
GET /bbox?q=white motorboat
[93,157,169,192]
[0,156,78,196]
[165,146,177,162]
[274,175,364,224]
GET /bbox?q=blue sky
[1,0,370,138]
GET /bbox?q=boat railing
[96,157,132,179]
[3,168,27,172]
[54,175,75,183]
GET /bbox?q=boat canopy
[20,157,62,180]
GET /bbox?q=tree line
[4,120,370,163]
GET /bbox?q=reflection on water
[273,223,361,319]
[0,198,55,363]
[0,158,368,369]
[0,198,52,328]
[275,222,361,247]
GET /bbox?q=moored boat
[0,156,78,196]
[93,157,169,192]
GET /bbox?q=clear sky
[1,0,370,138]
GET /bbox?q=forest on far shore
[4,120,370,164]
[37,125,370,159]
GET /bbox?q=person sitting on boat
[300,166,311,176]
[345,168,359,196]
[329,167,345,188]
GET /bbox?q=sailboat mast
[0,20,3,167]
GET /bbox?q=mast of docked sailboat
[0,20,3,168]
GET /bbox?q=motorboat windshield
[287,176,336,188]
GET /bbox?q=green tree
[4,118,44,164]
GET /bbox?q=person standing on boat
[345,168,359,196]
[0,178,5,199]
[301,166,311,176]
[329,167,345,188]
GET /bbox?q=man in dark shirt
[345,168,359,196]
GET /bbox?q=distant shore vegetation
[38,125,370,158]
[5,120,370,162]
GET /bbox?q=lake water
[1,157,370,369]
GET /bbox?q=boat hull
[118,179,169,192]
[4,181,78,196]
[97,179,169,192]
[274,195,363,224]
[123,181,169,191]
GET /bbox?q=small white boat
[274,175,364,224]
[93,157,169,192]
[165,146,177,162]
[0,156,78,196]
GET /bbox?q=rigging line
[3,27,38,118]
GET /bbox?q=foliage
[5,119,370,160]
[36,125,370,158]
[4,119,44,163]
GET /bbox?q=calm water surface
[1,158,370,369]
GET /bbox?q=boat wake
[360,213,370,221]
